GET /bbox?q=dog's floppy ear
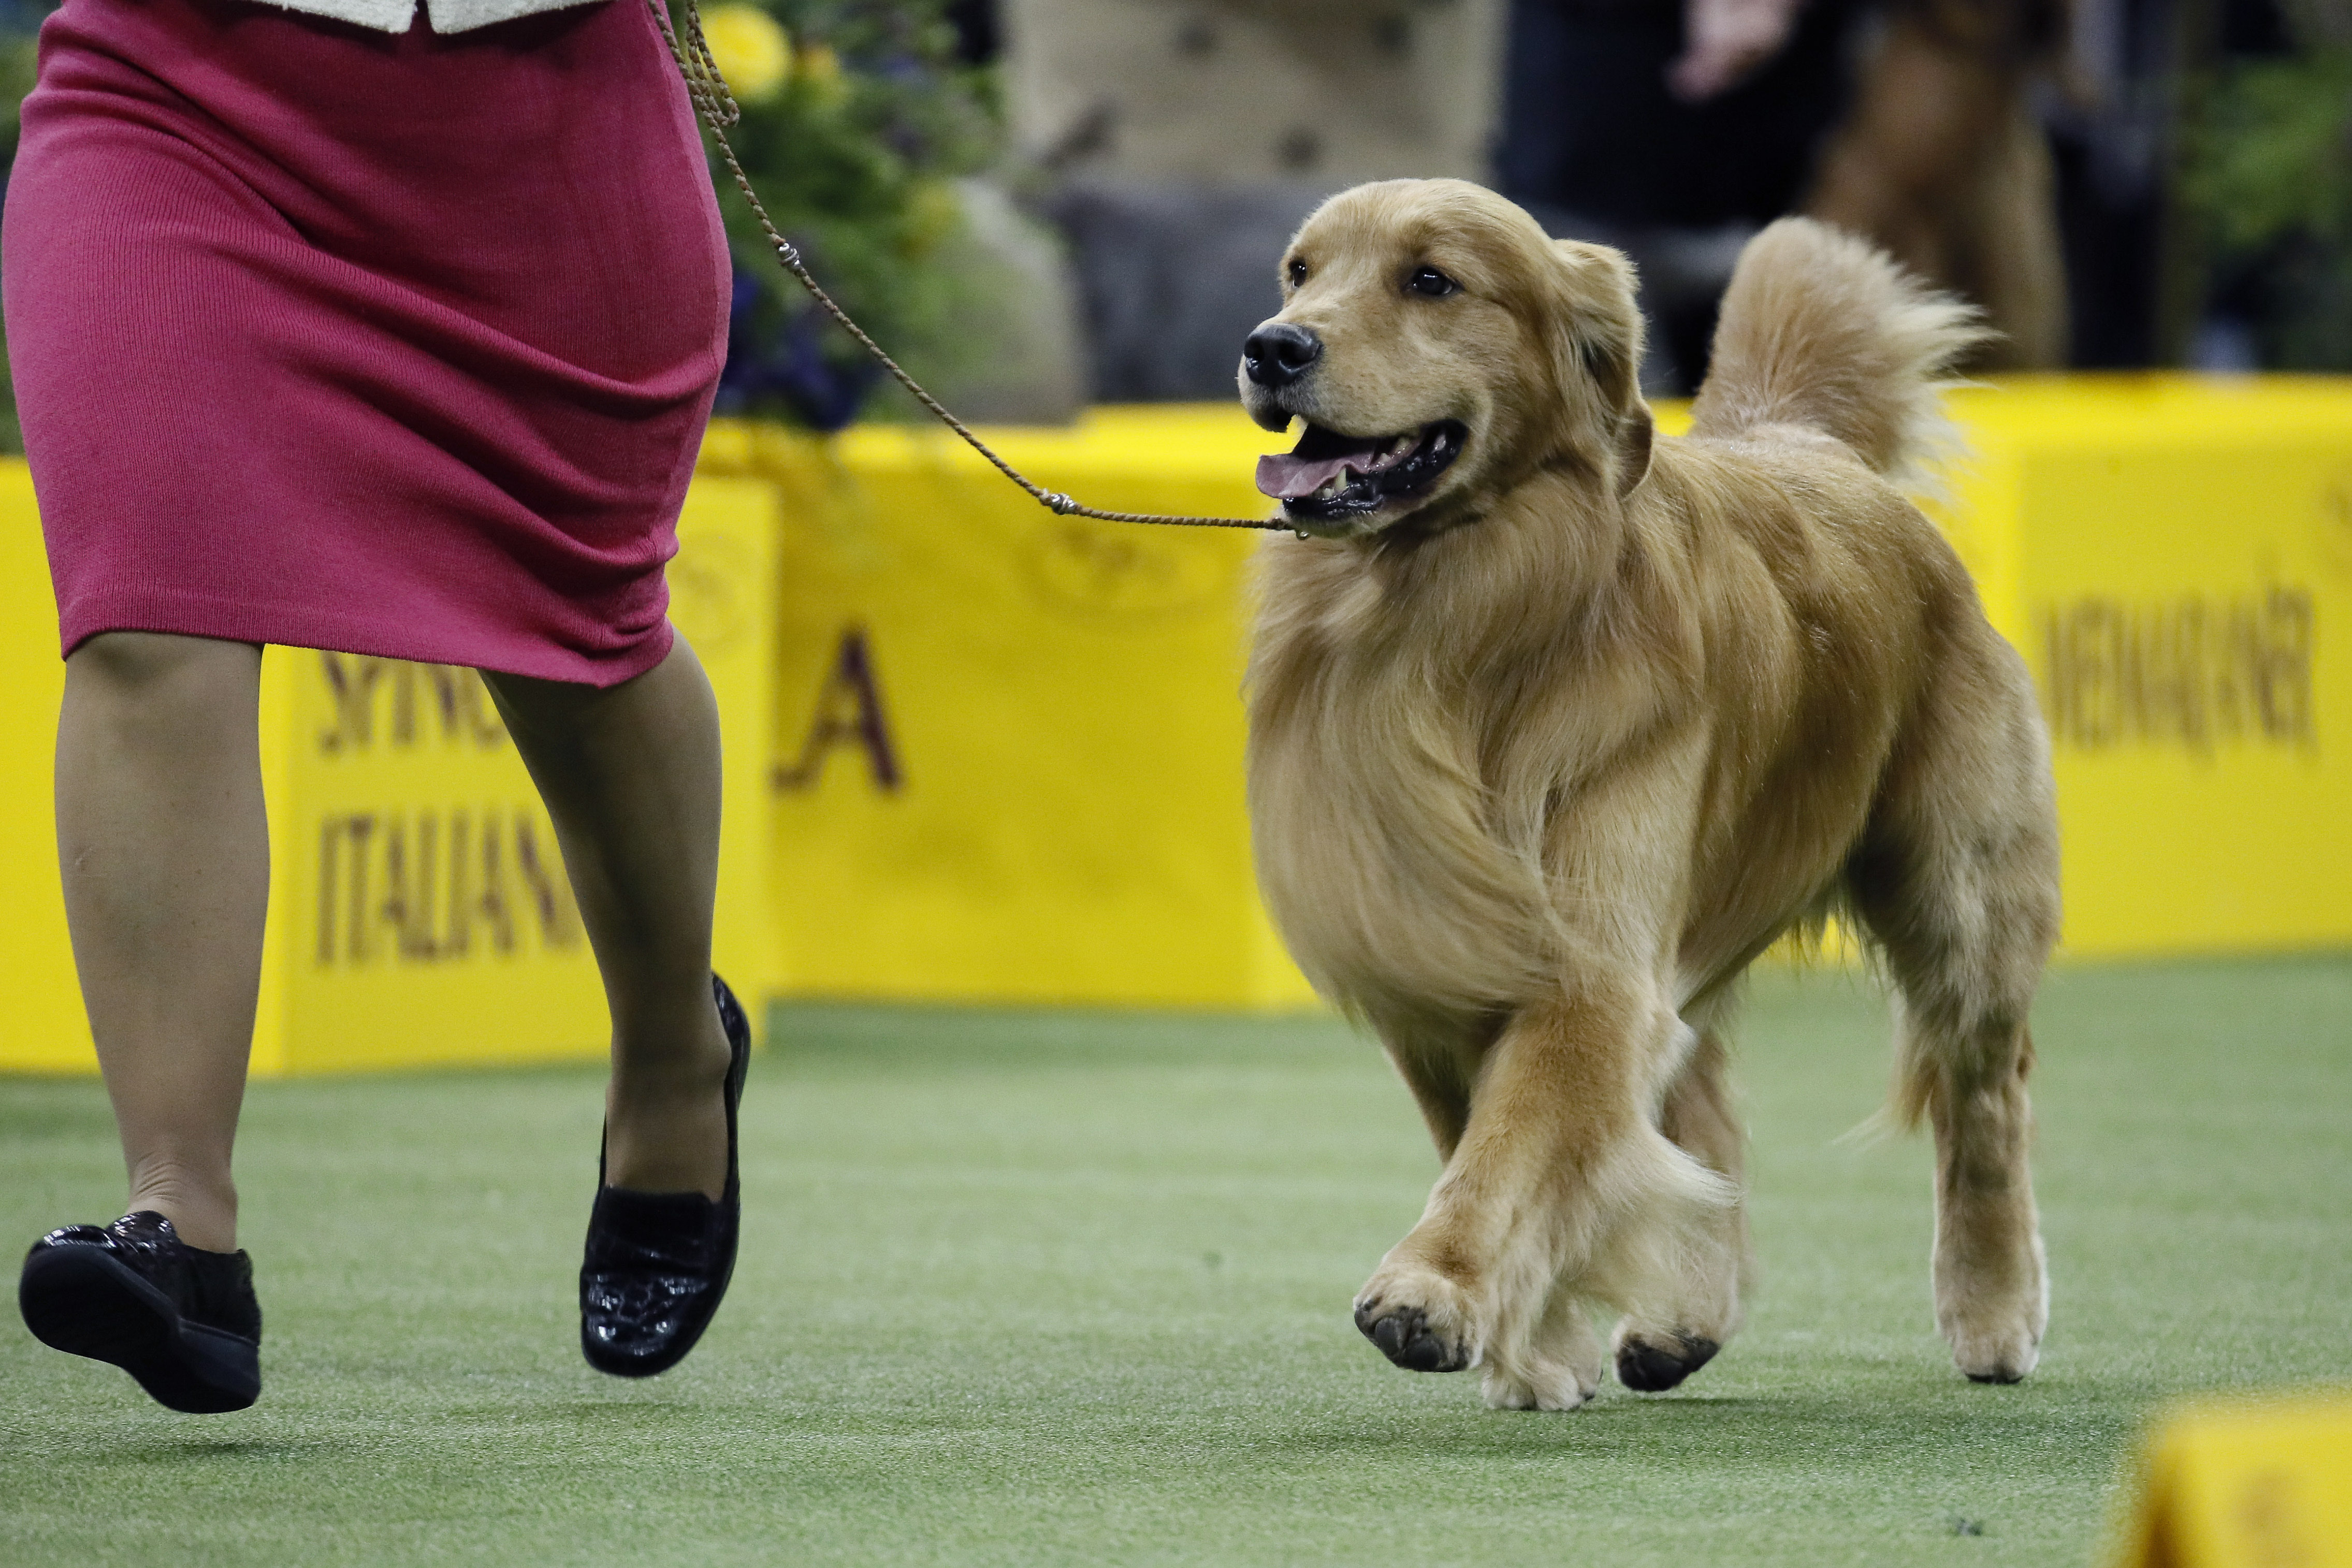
[1549,239,1653,499]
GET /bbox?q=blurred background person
[988,0,2076,396]
[1804,0,2072,370]
[1494,0,1874,387]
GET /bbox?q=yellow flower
[700,4,791,105]
[797,40,841,82]
[796,40,846,104]
[900,181,962,258]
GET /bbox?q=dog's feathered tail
[1687,218,1991,492]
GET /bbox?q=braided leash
[651,0,1285,533]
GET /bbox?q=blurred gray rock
[1004,0,1504,186]
[901,179,1090,427]
[1048,180,1336,403]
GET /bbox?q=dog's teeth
[1431,430,1448,454]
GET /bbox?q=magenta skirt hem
[57,584,677,688]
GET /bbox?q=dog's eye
[1407,266,1459,298]
[1287,258,1308,288]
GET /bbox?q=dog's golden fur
[1241,181,2058,1410]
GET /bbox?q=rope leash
[651,0,1286,534]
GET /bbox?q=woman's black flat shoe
[579,972,750,1378]
[18,1211,262,1413]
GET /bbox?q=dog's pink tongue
[1256,451,1355,501]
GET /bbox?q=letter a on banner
[775,625,903,792]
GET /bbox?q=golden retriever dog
[1238,180,2058,1410]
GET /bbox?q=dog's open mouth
[1255,420,1468,522]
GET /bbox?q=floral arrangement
[690,0,1001,429]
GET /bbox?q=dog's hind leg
[1848,636,2059,1383]
[1910,1011,2044,1383]
[1609,1016,1752,1391]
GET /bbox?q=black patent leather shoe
[580,972,751,1377]
[19,1211,262,1413]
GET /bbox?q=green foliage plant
[698,0,1001,427]
[2182,42,2352,367]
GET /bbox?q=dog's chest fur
[1243,452,1952,1020]
[1244,509,1676,1015]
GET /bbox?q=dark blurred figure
[1049,182,1340,401]
[1500,0,2074,387]
[1987,0,2289,370]
[2040,0,2177,367]
[1498,0,1868,391]
[1809,0,2072,368]
[946,0,999,63]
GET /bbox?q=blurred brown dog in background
[1239,180,2058,1410]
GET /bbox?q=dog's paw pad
[1353,1299,1469,1373]
[1614,1332,1720,1393]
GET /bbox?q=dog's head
[1240,179,1653,539]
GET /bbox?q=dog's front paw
[1353,1263,1479,1373]
[1481,1361,1596,1411]
[1481,1337,1601,1411]
[1952,1334,2038,1384]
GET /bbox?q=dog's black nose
[1243,323,1323,388]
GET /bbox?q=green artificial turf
[2,958,2348,1566]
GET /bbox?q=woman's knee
[68,631,260,699]
[65,632,262,734]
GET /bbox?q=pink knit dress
[4,0,730,686]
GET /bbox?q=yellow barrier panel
[2113,1393,2352,1567]
[5,375,2348,1069]
[0,468,785,1075]
[0,462,83,1072]
[1918,376,2351,958]
[703,408,1316,1009]
[710,376,2350,1006]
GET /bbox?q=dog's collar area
[1256,420,1468,523]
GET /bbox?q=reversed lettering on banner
[314,807,583,967]
[2039,587,2317,752]
[317,654,509,755]
[775,626,902,792]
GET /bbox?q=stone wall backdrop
[1006,0,1503,185]
[1003,0,1506,401]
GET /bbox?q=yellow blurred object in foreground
[699,4,790,104]
[2114,1393,2352,1567]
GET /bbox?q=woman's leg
[56,632,268,1254]
[481,635,731,1198]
